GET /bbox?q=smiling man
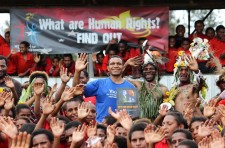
[73,54,135,123]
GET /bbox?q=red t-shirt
[95,63,103,76]
[11,52,34,75]
[0,43,17,74]
[155,139,169,148]
[166,48,178,73]
[129,48,141,58]
[0,35,6,46]
[30,57,52,75]
[102,55,109,71]
[210,37,225,66]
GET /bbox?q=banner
[10,7,169,54]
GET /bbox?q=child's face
[169,38,176,48]
[52,58,59,67]
[181,41,190,50]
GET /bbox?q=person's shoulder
[11,78,22,86]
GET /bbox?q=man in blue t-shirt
[73,53,135,122]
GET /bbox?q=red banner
[11,7,169,54]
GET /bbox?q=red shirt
[155,139,169,148]
[95,62,103,76]
[11,52,34,75]
[0,43,17,74]
[118,51,130,62]
[65,61,75,75]
[30,57,52,75]
[166,48,178,73]
[129,48,141,58]
[102,55,109,71]
[0,35,6,46]
[210,37,225,66]
[189,33,208,41]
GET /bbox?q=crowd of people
[0,20,224,148]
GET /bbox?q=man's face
[19,44,28,54]
[5,33,10,44]
[64,101,80,121]
[65,127,74,145]
[195,23,204,34]
[131,131,147,148]
[178,67,190,83]
[118,43,126,54]
[162,115,180,140]
[16,119,27,130]
[116,127,127,137]
[52,58,59,67]
[206,29,215,40]
[79,71,89,84]
[97,128,106,144]
[17,108,31,119]
[176,26,185,37]
[169,38,176,48]
[63,57,73,68]
[170,132,187,148]
[217,28,225,40]
[0,60,7,79]
[143,64,156,82]
[218,81,225,91]
[107,57,123,76]
[190,121,203,142]
[32,134,52,148]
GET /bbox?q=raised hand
[72,124,87,144]
[11,132,31,148]
[60,67,71,83]
[61,87,74,102]
[87,121,97,138]
[0,91,11,106]
[198,120,214,137]
[108,107,121,120]
[118,110,133,131]
[106,124,116,144]
[75,53,88,72]
[185,55,199,72]
[144,125,165,144]
[125,56,143,67]
[11,48,17,55]
[0,116,18,139]
[5,76,15,89]
[210,131,225,148]
[78,102,90,119]
[34,53,40,63]
[159,105,169,117]
[33,83,44,96]
[183,103,193,124]
[4,97,14,111]
[42,97,55,115]
[73,84,84,96]
[50,117,65,138]
[198,137,210,148]
[49,83,57,97]
[203,99,216,117]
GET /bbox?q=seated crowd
[0,20,224,148]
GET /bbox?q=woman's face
[162,115,180,140]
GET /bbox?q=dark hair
[106,44,119,55]
[97,124,107,134]
[5,31,10,36]
[81,70,89,78]
[178,139,198,148]
[176,25,185,32]
[169,35,176,40]
[216,25,225,33]
[170,129,193,142]
[65,121,82,131]
[189,117,207,128]
[31,129,54,146]
[53,56,60,61]
[63,54,73,60]
[16,116,30,124]
[166,111,188,129]
[62,97,83,111]
[108,55,124,65]
[15,104,30,115]
[103,115,117,125]
[137,37,146,43]
[20,41,30,48]
[0,106,16,118]
[58,115,70,124]
[181,38,190,44]
[19,123,36,134]
[96,52,104,58]
[194,20,204,26]
[128,123,147,141]
[0,55,8,66]
[29,71,48,84]
[206,27,215,34]
[118,39,128,47]
[114,136,127,148]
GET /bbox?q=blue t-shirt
[84,77,135,123]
